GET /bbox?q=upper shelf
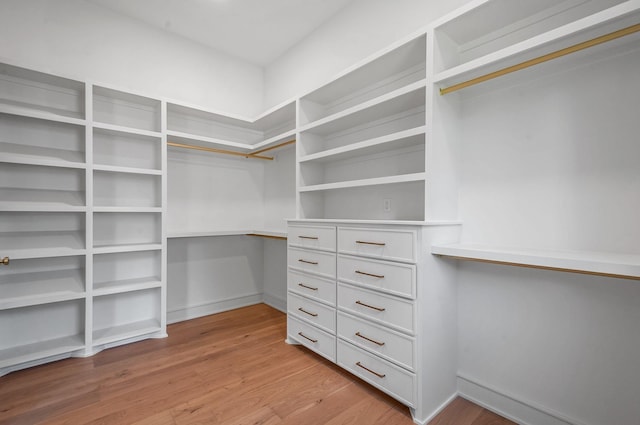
[432,243,640,280]
[93,85,161,133]
[432,0,639,93]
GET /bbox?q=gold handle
[298,283,318,291]
[355,332,385,346]
[0,257,9,266]
[356,240,386,246]
[356,361,385,378]
[298,332,317,343]
[356,300,386,312]
[298,235,319,240]
[355,270,384,279]
[298,259,318,265]
[298,307,318,317]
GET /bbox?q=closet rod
[440,23,640,95]
[246,233,287,240]
[251,139,296,155]
[167,141,274,160]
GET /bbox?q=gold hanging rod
[167,141,274,160]
[251,139,296,155]
[440,23,640,95]
[246,233,287,240]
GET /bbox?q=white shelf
[300,126,426,163]
[0,334,85,369]
[299,172,426,193]
[300,80,426,135]
[0,102,85,126]
[0,189,85,211]
[288,218,461,227]
[92,121,161,138]
[93,243,162,255]
[432,243,640,280]
[92,319,161,347]
[1,231,85,259]
[251,129,297,152]
[167,229,287,239]
[93,277,162,297]
[433,2,640,90]
[166,130,252,151]
[92,164,162,176]
[0,142,85,169]
[0,291,86,310]
[92,206,162,213]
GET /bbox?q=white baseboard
[167,293,263,324]
[410,391,458,425]
[458,375,587,425]
[262,292,286,313]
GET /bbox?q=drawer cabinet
[338,282,416,335]
[337,254,416,299]
[287,292,336,334]
[287,269,335,305]
[337,339,416,407]
[287,246,336,279]
[337,227,417,263]
[288,316,336,362]
[288,224,336,252]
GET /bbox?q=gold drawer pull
[298,283,318,291]
[298,307,318,317]
[0,257,9,266]
[355,270,384,279]
[298,259,318,265]
[356,361,385,378]
[298,235,319,240]
[298,332,317,343]
[355,332,385,346]
[355,300,386,312]
[356,240,386,246]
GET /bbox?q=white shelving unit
[297,33,427,222]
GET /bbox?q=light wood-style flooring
[0,304,514,425]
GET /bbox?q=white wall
[0,0,263,117]
[264,0,468,108]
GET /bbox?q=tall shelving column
[0,63,89,376]
[90,84,166,352]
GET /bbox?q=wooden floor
[0,304,514,425]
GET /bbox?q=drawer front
[288,269,336,306]
[338,283,415,335]
[337,255,416,299]
[288,316,336,362]
[337,311,416,371]
[337,340,415,407]
[288,225,336,252]
[288,292,336,334]
[338,227,417,263]
[288,247,336,279]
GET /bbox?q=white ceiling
[87,0,355,67]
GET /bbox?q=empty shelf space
[93,126,161,171]
[92,121,161,138]
[0,142,85,168]
[92,164,162,175]
[92,319,161,347]
[0,189,86,212]
[93,85,161,133]
[299,172,426,192]
[92,243,162,255]
[93,171,161,208]
[300,80,426,135]
[432,244,640,280]
[0,334,85,369]
[93,277,162,296]
[166,130,253,151]
[300,127,425,163]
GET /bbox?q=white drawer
[338,227,417,263]
[288,269,336,306]
[337,340,415,407]
[288,316,336,362]
[288,247,336,279]
[338,283,415,335]
[287,292,336,334]
[337,311,416,371]
[338,254,416,299]
[288,224,336,252]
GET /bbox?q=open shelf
[93,171,161,208]
[433,1,638,93]
[0,63,85,121]
[0,300,85,369]
[92,288,162,347]
[93,126,162,171]
[432,244,640,280]
[0,113,85,167]
[93,85,161,133]
[93,250,161,296]
[300,172,426,192]
[299,33,426,126]
[93,212,161,248]
[0,256,85,310]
